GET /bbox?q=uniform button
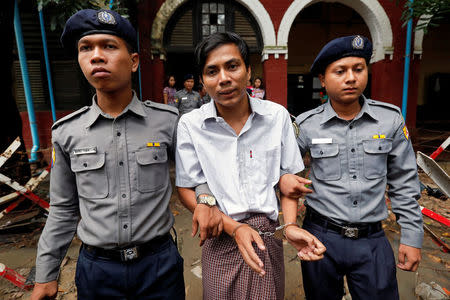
[349,125,353,129]
[378,146,382,150]
[153,155,158,160]
[352,175,357,179]
[122,194,126,198]
[320,150,323,155]
[351,148,355,152]
[353,201,358,205]
[83,163,87,167]
[123,224,128,229]
[117,132,121,136]
[119,161,123,166]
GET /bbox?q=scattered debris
[191,266,202,279]
[415,282,449,300]
[417,151,450,198]
[0,263,33,290]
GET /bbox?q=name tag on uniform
[73,147,97,155]
[312,138,332,144]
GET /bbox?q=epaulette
[366,99,401,114]
[52,106,89,130]
[295,105,325,125]
[143,100,179,116]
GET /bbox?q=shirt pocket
[136,148,168,193]
[70,153,108,199]
[310,143,341,181]
[246,146,280,184]
[362,139,392,179]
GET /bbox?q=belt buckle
[121,246,139,261]
[342,226,359,239]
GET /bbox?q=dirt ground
[0,162,449,300]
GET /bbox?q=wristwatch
[196,195,217,207]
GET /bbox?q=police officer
[31,9,185,299]
[279,35,423,299]
[173,74,202,115]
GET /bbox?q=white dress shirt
[176,96,304,221]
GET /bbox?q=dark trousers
[301,220,399,300]
[75,238,185,300]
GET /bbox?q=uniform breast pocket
[310,144,341,181]
[70,153,108,199]
[136,148,168,193]
[362,139,392,179]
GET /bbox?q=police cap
[61,9,137,52]
[310,35,372,75]
[184,74,194,82]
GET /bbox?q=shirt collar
[201,94,271,124]
[85,91,145,128]
[320,95,378,125]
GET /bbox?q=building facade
[14,0,450,159]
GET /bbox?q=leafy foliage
[37,0,133,31]
[400,0,450,33]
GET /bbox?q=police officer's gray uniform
[295,35,423,300]
[36,93,179,282]
[173,88,202,115]
[296,96,423,247]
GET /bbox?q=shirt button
[83,163,87,167]
[352,175,357,179]
[378,146,382,150]
[153,155,158,160]
[117,132,121,136]
[320,150,323,155]
[123,224,128,229]
[353,201,358,205]
[351,148,355,153]
[349,125,353,129]
[119,161,123,166]
[122,194,126,198]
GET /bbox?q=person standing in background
[198,83,211,105]
[173,74,202,116]
[252,77,265,99]
[163,75,177,106]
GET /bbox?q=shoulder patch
[52,106,89,130]
[367,99,401,114]
[143,100,179,116]
[295,105,325,125]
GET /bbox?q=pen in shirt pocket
[250,150,253,158]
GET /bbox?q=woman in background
[252,77,265,99]
[163,75,177,106]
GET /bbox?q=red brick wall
[264,56,288,106]
[259,0,290,33]
[138,0,165,103]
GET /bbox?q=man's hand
[233,224,267,276]
[397,243,421,271]
[284,226,326,260]
[279,174,312,199]
[192,204,223,246]
[30,281,58,300]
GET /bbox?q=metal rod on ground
[430,136,450,160]
[423,224,450,253]
[0,263,34,290]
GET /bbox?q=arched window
[164,1,262,53]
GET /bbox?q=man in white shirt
[175,32,325,300]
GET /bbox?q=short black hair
[195,32,250,78]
